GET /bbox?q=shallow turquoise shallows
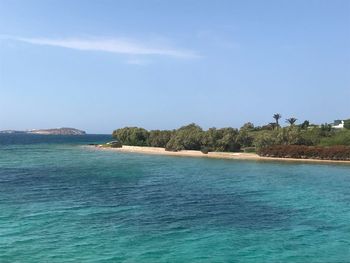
[1,134,350,262]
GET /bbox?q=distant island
[0,127,86,135]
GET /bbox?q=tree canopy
[112,120,350,153]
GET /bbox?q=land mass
[0,127,86,135]
[110,122,350,161]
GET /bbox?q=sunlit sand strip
[85,145,350,165]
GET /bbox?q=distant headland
[0,128,86,135]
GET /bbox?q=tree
[165,123,204,151]
[269,122,277,130]
[253,131,280,149]
[201,127,221,151]
[273,113,282,127]
[300,120,310,129]
[286,117,297,126]
[216,128,240,152]
[240,122,254,130]
[320,123,332,132]
[344,119,350,129]
[277,126,302,145]
[148,130,173,147]
[112,127,149,146]
[236,125,254,147]
[201,127,241,152]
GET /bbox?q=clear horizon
[0,0,349,134]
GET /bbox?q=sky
[0,0,349,134]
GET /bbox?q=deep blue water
[0,134,350,262]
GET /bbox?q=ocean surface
[0,134,350,262]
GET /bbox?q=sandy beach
[91,145,350,165]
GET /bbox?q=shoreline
[89,145,350,165]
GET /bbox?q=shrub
[148,130,173,147]
[106,141,122,148]
[165,123,204,151]
[200,146,209,154]
[253,131,280,149]
[236,128,254,147]
[344,119,350,130]
[258,145,350,160]
[216,128,240,152]
[202,127,240,152]
[243,147,256,153]
[300,120,310,129]
[319,130,350,146]
[112,127,149,146]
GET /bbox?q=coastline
[89,145,350,165]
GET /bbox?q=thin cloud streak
[4,36,200,59]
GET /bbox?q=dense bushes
[319,130,350,146]
[252,127,349,149]
[242,147,256,153]
[201,127,240,152]
[113,123,242,152]
[165,123,204,151]
[112,127,149,146]
[148,130,173,147]
[164,124,241,152]
[112,122,350,155]
[253,130,280,149]
[200,146,210,154]
[258,145,350,160]
[345,119,350,129]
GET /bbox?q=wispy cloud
[1,35,199,59]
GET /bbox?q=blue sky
[0,0,349,133]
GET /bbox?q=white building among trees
[332,120,344,129]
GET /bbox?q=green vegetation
[112,127,149,146]
[148,130,173,147]
[286,117,297,126]
[344,119,350,129]
[273,113,282,128]
[259,145,350,161]
[319,130,350,146]
[112,116,350,154]
[99,140,123,148]
[166,123,204,151]
[113,124,242,152]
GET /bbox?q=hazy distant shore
[0,127,86,135]
[89,145,350,165]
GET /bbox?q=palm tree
[286,117,297,126]
[273,113,282,127]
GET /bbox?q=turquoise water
[1,135,350,262]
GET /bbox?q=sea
[0,134,350,262]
